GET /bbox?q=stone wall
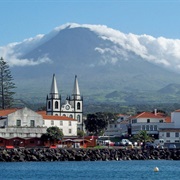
[0,148,179,162]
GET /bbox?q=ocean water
[0,160,179,180]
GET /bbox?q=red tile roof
[0,109,76,121]
[0,108,19,116]
[165,116,171,123]
[174,109,180,112]
[130,111,171,123]
[130,112,166,119]
[37,111,76,121]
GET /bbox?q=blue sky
[1,0,180,46]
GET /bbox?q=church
[46,74,83,131]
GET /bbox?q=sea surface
[0,160,179,180]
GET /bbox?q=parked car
[121,139,132,146]
[114,142,121,146]
[168,144,176,149]
[145,142,157,150]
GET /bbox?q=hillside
[1,23,180,106]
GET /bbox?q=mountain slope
[1,23,180,104]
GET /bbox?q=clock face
[66,105,70,110]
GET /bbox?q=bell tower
[70,75,83,130]
[46,74,61,115]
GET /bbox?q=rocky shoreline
[0,148,179,162]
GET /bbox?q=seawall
[0,148,179,162]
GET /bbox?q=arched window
[55,101,58,109]
[77,102,80,110]
[48,101,51,109]
[69,114,73,118]
[77,115,81,123]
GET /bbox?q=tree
[84,112,117,135]
[133,130,152,147]
[41,126,64,145]
[0,57,16,109]
[77,130,84,138]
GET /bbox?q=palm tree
[134,130,152,147]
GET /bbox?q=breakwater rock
[0,148,179,162]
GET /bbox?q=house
[129,110,171,138]
[0,107,46,139]
[158,109,180,144]
[0,107,46,147]
[37,111,77,137]
[104,114,130,137]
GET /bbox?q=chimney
[154,109,157,116]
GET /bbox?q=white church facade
[46,74,83,131]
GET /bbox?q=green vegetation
[41,126,64,145]
[132,130,152,146]
[0,57,16,109]
[84,112,117,136]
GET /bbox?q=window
[77,115,80,123]
[30,120,35,127]
[48,101,51,109]
[132,119,137,123]
[77,102,80,110]
[69,121,72,126]
[159,119,163,123]
[142,125,145,130]
[69,114,73,118]
[55,101,58,109]
[43,120,45,125]
[51,120,54,125]
[69,129,72,134]
[175,132,179,137]
[16,120,21,127]
[146,125,149,131]
[150,125,153,131]
[166,132,170,137]
[154,125,157,131]
[147,119,150,123]
[60,121,63,126]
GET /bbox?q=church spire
[50,74,59,99]
[72,75,81,99]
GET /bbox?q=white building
[38,111,77,137]
[158,109,180,143]
[0,107,46,138]
[104,115,130,137]
[46,74,83,131]
[129,111,171,138]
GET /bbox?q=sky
[1,0,180,46]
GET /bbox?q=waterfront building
[104,114,130,137]
[129,110,171,139]
[37,111,77,137]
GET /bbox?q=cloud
[1,23,180,73]
[0,33,53,67]
[0,45,52,67]
[69,23,180,73]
